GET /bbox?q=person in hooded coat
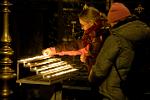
[88,2,150,100]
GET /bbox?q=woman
[42,6,109,73]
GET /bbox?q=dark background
[0,0,150,100]
[0,0,150,78]
[1,0,150,59]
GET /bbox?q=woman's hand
[80,54,87,63]
[42,47,56,57]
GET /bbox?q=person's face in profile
[79,18,94,31]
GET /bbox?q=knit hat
[107,2,131,23]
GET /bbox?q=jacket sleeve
[54,39,88,56]
[89,35,120,82]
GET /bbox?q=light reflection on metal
[134,3,144,14]
[18,55,50,63]
[39,64,71,74]
[83,3,88,10]
[106,0,113,11]
[16,56,78,85]
[0,0,16,97]
[45,68,78,78]
[71,21,77,37]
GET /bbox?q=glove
[42,47,56,57]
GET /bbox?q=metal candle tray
[16,55,79,85]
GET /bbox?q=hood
[111,20,150,42]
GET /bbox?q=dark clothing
[89,16,150,100]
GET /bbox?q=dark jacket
[89,17,150,100]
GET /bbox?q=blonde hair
[79,6,105,23]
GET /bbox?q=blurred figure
[42,6,109,73]
[88,2,150,100]
[42,6,110,100]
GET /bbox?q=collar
[112,15,138,29]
